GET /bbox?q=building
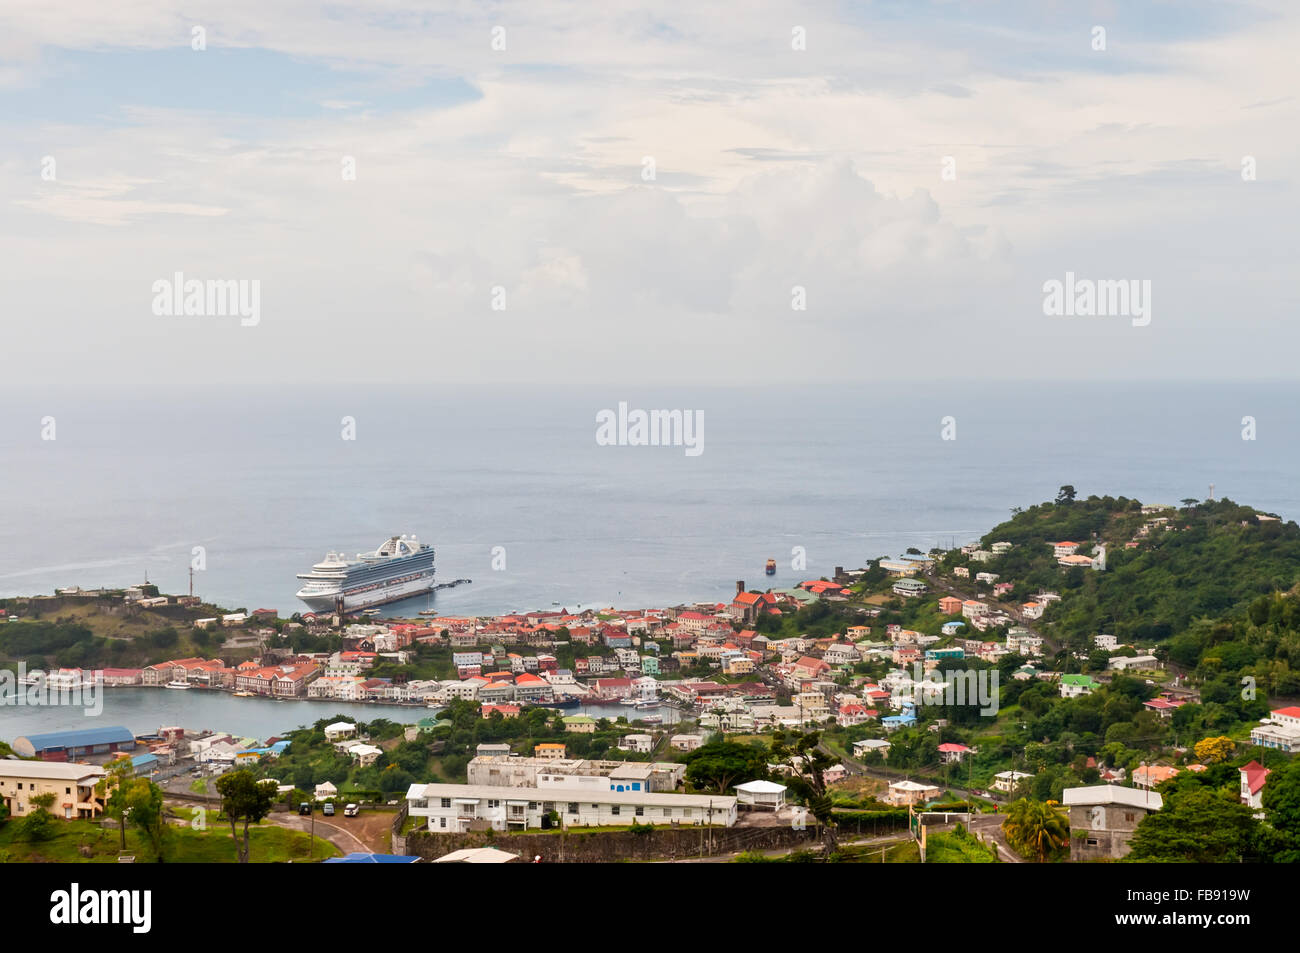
[1059,674,1098,698]
[431,847,519,863]
[534,743,567,760]
[734,780,788,811]
[12,726,136,761]
[852,739,891,759]
[323,722,357,742]
[669,733,707,752]
[938,596,963,615]
[0,760,107,819]
[884,780,941,806]
[992,770,1033,793]
[406,782,737,832]
[1239,761,1269,810]
[1063,785,1162,861]
[937,742,971,764]
[1132,765,1180,789]
[892,579,928,599]
[620,734,654,754]
[1251,708,1300,753]
[1108,654,1161,671]
[563,716,597,734]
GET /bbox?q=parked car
[322,802,335,817]
[343,803,359,817]
[298,802,312,815]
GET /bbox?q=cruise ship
[295,535,436,613]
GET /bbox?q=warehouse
[12,726,137,761]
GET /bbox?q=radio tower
[1208,483,1215,502]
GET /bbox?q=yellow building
[0,761,108,819]
[534,743,567,760]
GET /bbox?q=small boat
[765,558,776,575]
[233,691,255,697]
[640,715,662,725]
[165,681,191,690]
[635,700,659,710]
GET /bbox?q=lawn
[0,817,340,863]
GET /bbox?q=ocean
[1,382,1297,618]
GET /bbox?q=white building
[735,780,787,811]
[406,782,737,832]
[1108,654,1160,671]
[852,739,891,758]
[324,722,357,742]
[992,770,1033,793]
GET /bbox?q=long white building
[406,782,737,832]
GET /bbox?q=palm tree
[1001,798,1069,862]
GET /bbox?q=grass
[925,827,999,863]
[0,817,341,863]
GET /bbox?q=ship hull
[297,570,436,613]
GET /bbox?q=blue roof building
[13,726,136,760]
[130,753,159,776]
[324,852,421,864]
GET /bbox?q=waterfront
[0,686,686,740]
[3,382,1298,619]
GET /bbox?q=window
[683,808,692,817]
[1125,812,1135,822]
[441,798,451,808]
[66,787,72,794]
[568,802,579,814]
[663,808,672,817]
[439,817,446,828]
[611,805,620,815]
[635,806,644,816]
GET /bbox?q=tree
[1129,787,1259,862]
[1192,736,1234,765]
[97,755,138,851]
[1055,485,1077,505]
[1261,760,1300,862]
[123,779,166,861]
[683,741,768,794]
[19,791,58,841]
[1001,798,1069,862]
[215,770,276,863]
[768,729,842,853]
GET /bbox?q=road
[268,811,374,856]
[967,812,1025,862]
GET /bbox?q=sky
[0,0,1296,394]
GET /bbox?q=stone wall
[408,823,823,863]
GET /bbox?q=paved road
[967,812,1024,863]
[268,812,372,856]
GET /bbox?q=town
[3,491,1300,864]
